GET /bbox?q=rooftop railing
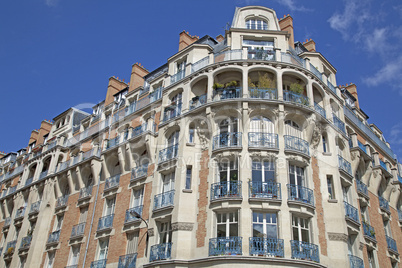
[118,253,137,268]
[79,185,93,200]
[333,114,346,134]
[284,135,309,156]
[105,174,120,191]
[314,102,326,118]
[248,132,278,149]
[214,49,242,63]
[159,144,178,163]
[290,240,320,262]
[327,81,337,95]
[211,181,242,201]
[248,181,281,199]
[47,230,61,244]
[125,206,143,223]
[150,242,172,262]
[97,214,114,231]
[344,201,360,224]
[209,236,242,256]
[189,94,207,110]
[309,63,322,80]
[249,237,284,257]
[131,163,148,181]
[20,236,32,250]
[154,190,175,210]
[357,140,367,154]
[338,155,352,176]
[71,222,86,238]
[212,132,242,150]
[287,184,314,206]
[249,88,277,100]
[349,254,364,268]
[380,160,388,171]
[281,52,305,67]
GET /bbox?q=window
[114,89,128,108]
[285,120,302,138]
[252,212,277,238]
[43,134,49,145]
[243,39,274,50]
[185,167,192,190]
[189,127,194,143]
[45,251,55,268]
[347,235,356,255]
[292,215,310,242]
[249,116,274,133]
[160,222,172,243]
[342,186,350,203]
[126,231,139,254]
[218,160,238,182]
[104,197,116,216]
[360,205,370,223]
[327,175,335,199]
[216,212,238,237]
[79,207,88,223]
[367,249,376,268]
[177,61,186,74]
[289,164,305,187]
[68,245,80,266]
[252,160,275,183]
[167,131,179,147]
[246,19,268,30]
[218,118,240,146]
[28,142,36,153]
[97,239,109,260]
[53,215,64,231]
[131,188,144,208]
[322,135,328,153]
[384,220,392,238]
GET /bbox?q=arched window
[246,18,268,30]
[167,131,180,146]
[219,117,238,134]
[285,120,302,138]
[250,116,274,133]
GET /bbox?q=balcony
[283,90,309,106]
[248,88,278,100]
[71,222,86,238]
[150,242,172,262]
[189,94,207,110]
[386,235,398,254]
[79,186,93,200]
[314,102,326,118]
[248,133,278,149]
[209,237,242,256]
[212,132,242,150]
[25,177,33,186]
[56,195,69,208]
[15,206,26,220]
[20,236,32,250]
[214,49,242,63]
[282,52,305,67]
[333,114,346,134]
[7,186,17,197]
[338,155,352,176]
[163,102,182,122]
[249,237,283,257]
[327,81,337,95]
[29,201,41,214]
[287,184,314,207]
[131,124,148,139]
[349,254,364,268]
[153,190,175,210]
[357,140,368,154]
[192,56,209,73]
[248,49,275,61]
[106,136,120,150]
[344,201,360,224]
[158,144,178,163]
[213,87,241,101]
[211,181,242,201]
[90,259,107,268]
[57,160,70,173]
[118,253,137,268]
[248,181,281,200]
[379,196,390,213]
[290,240,319,262]
[170,70,185,84]
[309,63,322,80]
[97,214,114,231]
[131,163,148,182]
[47,230,61,244]
[284,135,309,156]
[356,180,368,197]
[398,210,402,223]
[362,222,376,241]
[125,206,143,224]
[105,174,120,191]
[4,240,16,257]
[3,217,11,228]
[39,170,48,180]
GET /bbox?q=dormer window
[114,89,128,108]
[28,142,36,153]
[246,19,268,30]
[43,134,49,145]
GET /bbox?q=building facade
[0,5,401,268]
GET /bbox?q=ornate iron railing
[249,237,284,257]
[249,88,278,100]
[79,185,93,200]
[47,230,61,244]
[379,196,390,212]
[90,259,107,268]
[333,114,346,134]
[71,222,86,238]
[349,254,364,268]
[29,201,41,214]
[15,207,25,219]
[4,217,11,227]
[106,136,120,150]
[283,90,309,106]
[287,184,314,206]
[105,174,120,190]
[338,155,352,176]
[211,181,242,200]
[125,206,143,223]
[171,70,185,84]
[386,235,398,253]
[357,140,367,154]
[362,222,376,240]
[154,190,175,210]
[284,135,309,155]
[132,124,148,138]
[327,81,337,94]
[248,181,281,199]
[5,240,16,255]
[57,161,70,172]
[131,163,148,181]
[150,242,172,262]
[20,236,32,249]
[25,177,33,186]
[159,144,179,163]
[309,63,322,80]
[248,132,278,148]
[344,201,360,224]
[356,180,368,196]
[314,102,326,118]
[213,87,241,101]
[290,240,320,262]
[189,94,207,110]
[56,195,69,208]
[212,132,242,150]
[209,237,242,256]
[248,49,275,61]
[191,56,209,73]
[163,101,182,122]
[118,253,137,268]
[97,214,114,231]
[380,160,388,171]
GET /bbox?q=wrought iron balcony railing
[97,214,114,231]
[379,196,390,212]
[314,102,326,118]
[29,201,41,214]
[356,180,368,196]
[163,101,182,122]
[159,144,179,163]
[191,56,209,73]
[90,259,107,268]
[15,207,25,219]
[357,140,367,154]
[338,155,352,176]
[249,237,284,257]
[327,81,337,94]
[47,230,61,244]
[344,201,360,224]
[248,49,275,61]
[131,163,148,181]
[105,174,120,191]
[213,87,241,101]
[106,136,120,150]
[362,222,376,240]
[212,132,242,150]
[333,114,346,134]
[20,236,32,250]
[56,195,69,208]
[118,253,137,268]
[248,181,281,199]
[71,222,86,238]
[4,217,11,227]
[209,236,242,256]
[171,70,185,84]
[150,242,172,262]
[349,254,364,268]
[290,240,320,262]
[131,124,148,138]
[248,132,278,149]
[5,240,16,255]
[386,235,398,253]
[189,94,207,110]
[125,206,143,223]
[79,186,93,200]
[284,135,309,156]
[283,90,309,106]
[39,170,48,180]
[248,88,278,100]
[153,190,175,210]
[309,63,322,80]
[380,160,388,171]
[25,177,33,186]
[211,181,242,201]
[287,184,314,206]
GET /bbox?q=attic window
[246,19,268,30]
[114,89,128,108]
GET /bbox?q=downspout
[82,165,103,268]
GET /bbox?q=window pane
[229,222,238,236]
[253,223,263,237]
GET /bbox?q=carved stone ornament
[359,242,364,250]
[171,222,194,231]
[351,151,360,161]
[328,232,348,242]
[310,124,322,150]
[196,120,210,151]
[373,169,381,179]
[148,228,154,237]
[287,155,309,166]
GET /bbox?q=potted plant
[213,82,224,90]
[289,83,304,94]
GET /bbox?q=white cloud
[45,0,59,7]
[272,0,313,12]
[73,103,95,111]
[364,56,402,94]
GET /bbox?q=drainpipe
[82,166,103,268]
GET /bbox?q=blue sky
[1,0,402,158]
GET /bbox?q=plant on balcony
[6,247,14,256]
[289,83,304,94]
[213,82,224,90]
[225,80,238,89]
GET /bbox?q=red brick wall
[312,156,327,255]
[196,150,209,247]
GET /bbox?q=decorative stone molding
[172,222,194,231]
[359,242,364,250]
[328,232,348,242]
[148,228,154,237]
[351,151,360,161]
[373,169,380,179]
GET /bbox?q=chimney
[104,76,129,107]
[128,63,149,93]
[37,120,53,145]
[278,14,294,49]
[303,39,316,52]
[29,130,39,145]
[216,34,224,43]
[179,31,199,51]
[344,83,360,108]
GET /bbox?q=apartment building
[0,5,401,268]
